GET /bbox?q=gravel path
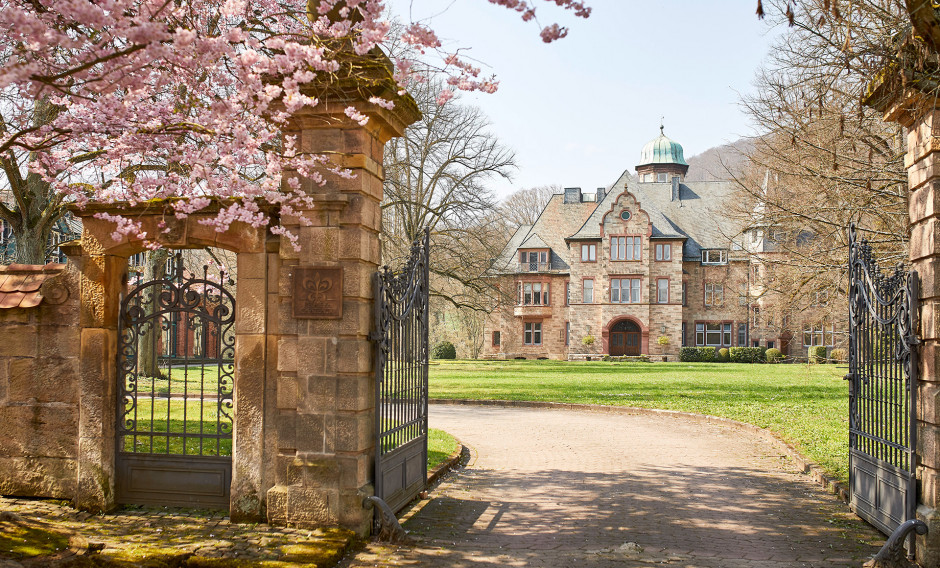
[344,403,883,568]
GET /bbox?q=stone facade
[0,263,80,500]
[483,134,841,361]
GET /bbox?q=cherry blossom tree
[0,0,590,256]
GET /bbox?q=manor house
[483,130,837,360]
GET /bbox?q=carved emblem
[293,267,343,319]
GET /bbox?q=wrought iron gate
[116,252,235,508]
[848,225,919,536]
[371,229,430,517]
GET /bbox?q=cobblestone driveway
[344,404,883,568]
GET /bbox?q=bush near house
[717,348,730,362]
[431,341,457,360]
[679,346,717,362]
[808,346,828,363]
[729,347,766,363]
[766,348,783,362]
[829,348,847,363]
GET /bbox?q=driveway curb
[429,398,850,504]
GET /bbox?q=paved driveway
[344,403,882,568]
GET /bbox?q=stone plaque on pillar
[292,267,343,319]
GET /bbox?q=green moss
[278,528,355,566]
[0,522,70,558]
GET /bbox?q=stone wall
[0,263,81,499]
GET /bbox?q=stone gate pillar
[874,91,940,565]
[263,50,419,534]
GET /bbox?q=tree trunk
[11,224,50,264]
[137,249,171,378]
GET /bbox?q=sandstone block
[298,336,336,376]
[333,412,372,453]
[0,325,38,357]
[0,404,79,458]
[336,375,372,413]
[295,413,325,453]
[235,278,266,335]
[286,486,337,526]
[237,252,267,280]
[277,337,298,373]
[277,375,300,410]
[276,411,297,451]
[286,455,339,488]
[8,357,80,404]
[266,484,289,524]
[0,456,77,499]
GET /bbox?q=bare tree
[499,184,560,229]
[382,75,516,311]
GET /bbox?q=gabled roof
[490,193,597,274]
[568,171,743,260]
[519,233,550,249]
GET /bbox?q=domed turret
[636,126,689,182]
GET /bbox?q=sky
[385,1,785,199]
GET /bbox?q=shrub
[431,341,457,360]
[679,347,700,362]
[829,348,847,363]
[729,346,767,364]
[716,348,730,362]
[808,345,827,363]
[765,348,783,362]
[582,335,596,346]
[696,346,716,362]
[602,355,611,362]
[657,335,670,347]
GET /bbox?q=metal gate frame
[115,252,235,509]
[371,228,430,518]
[848,224,919,536]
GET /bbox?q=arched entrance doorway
[610,320,641,356]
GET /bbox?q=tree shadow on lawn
[398,464,882,566]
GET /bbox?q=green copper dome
[638,127,687,167]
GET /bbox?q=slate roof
[490,194,596,274]
[568,171,744,260]
[0,263,66,308]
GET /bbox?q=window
[611,236,641,261]
[704,283,723,307]
[643,173,652,182]
[803,323,835,346]
[582,279,594,303]
[620,210,632,221]
[701,249,728,265]
[565,282,570,305]
[581,243,596,262]
[752,306,760,327]
[524,322,542,345]
[655,243,671,261]
[657,173,668,182]
[565,322,570,346]
[814,290,829,307]
[696,322,732,346]
[737,323,747,346]
[657,278,669,303]
[738,284,749,306]
[751,263,760,280]
[681,322,687,346]
[611,278,641,303]
[520,250,548,271]
[767,341,775,349]
[492,331,501,347]
[682,282,687,306]
[519,282,550,305]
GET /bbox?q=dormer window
[519,250,548,272]
[657,173,668,182]
[701,249,728,265]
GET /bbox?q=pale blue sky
[386,1,783,199]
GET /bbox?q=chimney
[564,187,581,204]
[671,176,680,202]
[596,187,606,203]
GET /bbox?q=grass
[121,397,232,456]
[427,428,458,472]
[428,360,852,484]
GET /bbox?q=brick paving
[343,404,884,568]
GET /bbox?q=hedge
[765,348,783,362]
[729,346,766,363]
[716,348,730,362]
[808,345,827,363]
[431,341,457,360]
[679,346,717,362]
[829,348,847,363]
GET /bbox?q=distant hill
[684,138,754,182]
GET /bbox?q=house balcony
[517,262,554,273]
[514,304,554,318]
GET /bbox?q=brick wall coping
[429,398,849,504]
[0,262,66,309]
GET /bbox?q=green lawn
[427,428,458,471]
[428,360,851,484]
